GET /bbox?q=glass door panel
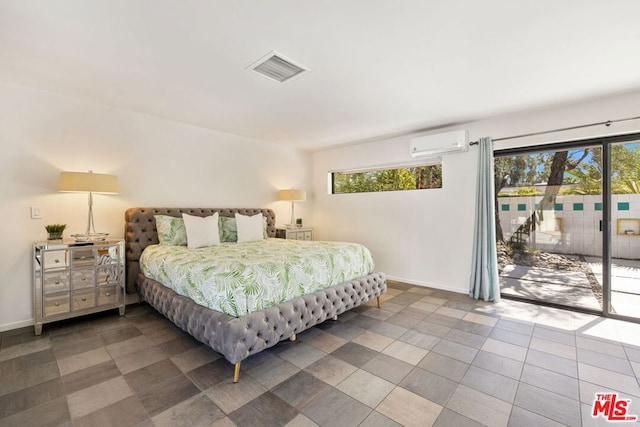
[496,146,603,313]
[609,141,640,319]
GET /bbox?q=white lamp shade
[59,171,119,194]
[277,189,306,201]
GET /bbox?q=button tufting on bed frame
[137,271,386,365]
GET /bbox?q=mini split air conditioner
[409,130,469,158]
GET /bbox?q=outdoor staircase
[509,211,538,249]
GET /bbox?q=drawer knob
[54,259,60,263]
[55,280,60,285]
[55,302,60,307]
[81,297,86,301]
[105,292,111,297]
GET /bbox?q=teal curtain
[469,137,500,302]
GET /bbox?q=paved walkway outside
[585,257,640,318]
[500,258,640,318]
[500,265,601,311]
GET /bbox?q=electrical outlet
[30,207,42,219]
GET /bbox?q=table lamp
[277,189,306,228]
[59,170,118,241]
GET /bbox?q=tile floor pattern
[2,281,640,426]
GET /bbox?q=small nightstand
[275,227,313,241]
[32,239,125,335]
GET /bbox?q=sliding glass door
[495,145,604,313]
[494,133,640,321]
[607,140,640,320]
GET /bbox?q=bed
[124,207,387,382]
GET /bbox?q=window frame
[329,159,442,195]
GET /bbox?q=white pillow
[182,212,220,249]
[235,213,265,243]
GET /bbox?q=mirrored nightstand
[32,239,125,335]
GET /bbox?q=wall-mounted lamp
[59,170,118,241]
[277,189,306,228]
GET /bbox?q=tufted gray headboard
[124,207,276,294]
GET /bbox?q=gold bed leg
[376,296,381,308]
[332,315,338,321]
[290,334,297,342]
[233,362,241,383]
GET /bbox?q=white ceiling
[1,1,639,150]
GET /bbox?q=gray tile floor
[1,281,640,426]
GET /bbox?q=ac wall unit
[409,130,468,157]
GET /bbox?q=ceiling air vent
[247,51,309,83]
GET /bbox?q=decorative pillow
[219,216,269,242]
[235,213,265,243]
[263,216,269,239]
[155,215,187,246]
[182,213,220,249]
[219,216,238,243]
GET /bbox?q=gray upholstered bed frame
[124,207,387,382]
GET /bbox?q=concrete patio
[585,257,640,318]
[499,265,601,311]
[500,258,640,318]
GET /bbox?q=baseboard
[0,297,141,333]
[0,319,34,332]
[385,275,467,295]
[125,293,141,304]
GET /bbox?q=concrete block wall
[498,194,640,259]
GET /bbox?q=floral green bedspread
[140,238,374,317]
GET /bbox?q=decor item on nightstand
[59,170,118,241]
[45,224,66,240]
[296,218,302,227]
[277,189,306,228]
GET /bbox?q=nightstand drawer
[97,265,120,285]
[43,250,67,269]
[44,294,70,317]
[43,271,70,294]
[72,289,96,310]
[71,247,95,267]
[71,267,95,289]
[96,247,119,265]
[303,231,312,240]
[97,285,119,305]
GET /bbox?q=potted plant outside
[45,224,66,240]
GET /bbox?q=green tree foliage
[563,167,602,195]
[516,187,539,196]
[561,144,640,195]
[333,165,442,194]
[610,144,640,194]
[495,150,591,195]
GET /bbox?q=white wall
[312,90,640,294]
[0,81,311,331]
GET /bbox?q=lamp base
[71,233,109,242]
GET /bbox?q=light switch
[30,207,42,219]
